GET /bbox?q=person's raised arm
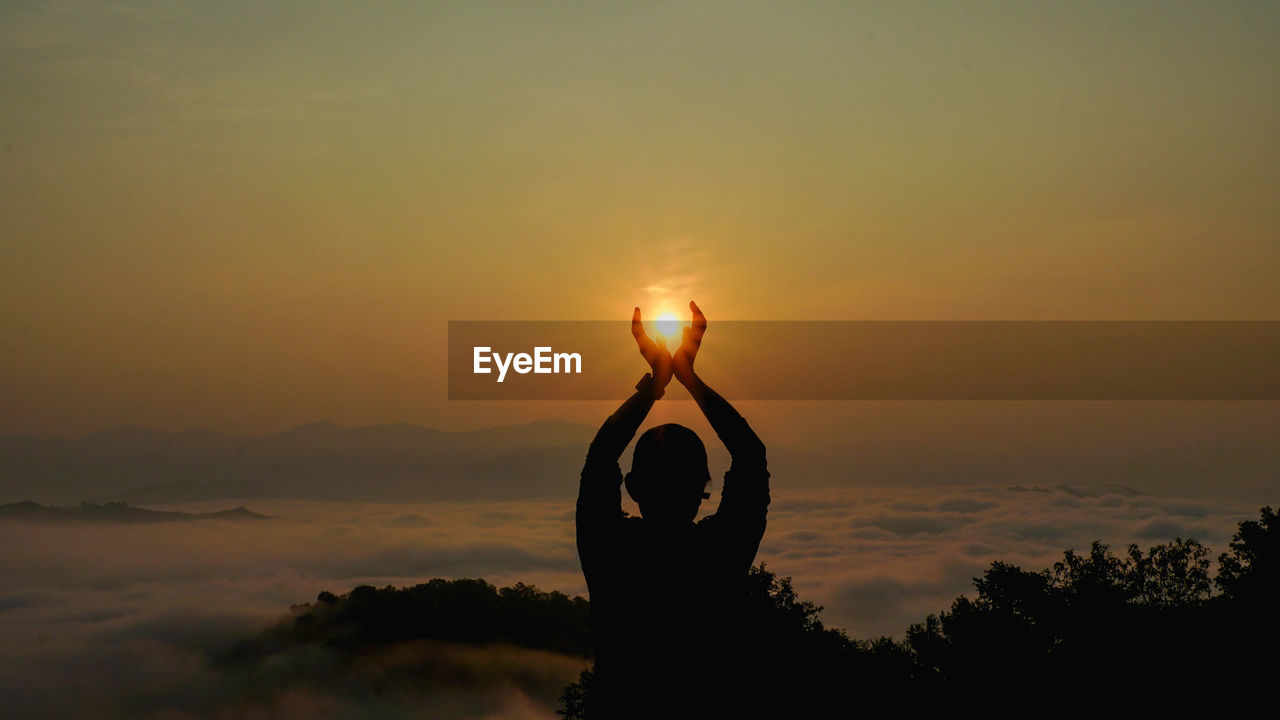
[578,309,673,524]
[672,301,766,463]
[672,302,769,535]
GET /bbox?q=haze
[2,1,1278,436]
[3,4,1279,718]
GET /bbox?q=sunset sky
[2,1,1277,436]
[2,5,1278,718]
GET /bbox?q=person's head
[624,423,711,523]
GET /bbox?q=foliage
[229,577,592,664]
[563,505,1279,714]
[221,505,1280,715]
[1216,505,1279,601]
[905,507,1277,702]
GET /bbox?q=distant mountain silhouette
[0,500,271,523]
[0,420,595,504]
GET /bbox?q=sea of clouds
[0,485,1264,719]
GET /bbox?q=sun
[655,312,684,342]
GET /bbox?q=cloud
[934,497,996,513]
[1134,517,1211,539]
[855,512,973,535]
[829,554,988,638]
[752,485,1256,635]
[0,498,593,718]
[0,486,1263,717]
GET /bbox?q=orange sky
[1,1,1278,436]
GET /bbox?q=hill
[0,500,271,523]
[0,420,595,504]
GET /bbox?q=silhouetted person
[576,302,769,718]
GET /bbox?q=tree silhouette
[565,506,1279,714]
[1216,505,1278,602]
[228,577,592,665]
[217,506,1279,716]
[1126,536,1211,607]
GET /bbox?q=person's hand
[632,307,672,394]
[673,300,706,388]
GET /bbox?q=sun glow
[655,312,683,341]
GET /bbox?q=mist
[0,483,1263,718]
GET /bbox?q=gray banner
[448,321,1280,401]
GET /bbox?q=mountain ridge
[0,420,596,505]
[0,500,271,523]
